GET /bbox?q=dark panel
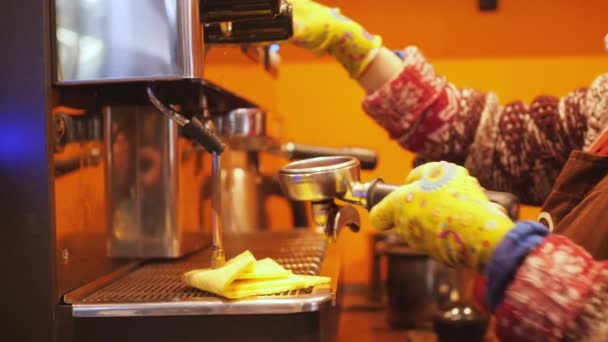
[0,0,56,341]
[479,0,498,11]
[72,311,337,342]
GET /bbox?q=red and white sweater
[363,47,608,206]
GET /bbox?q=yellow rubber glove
[289,0,382,78]
[369,162,515,271]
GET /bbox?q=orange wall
[281,0,608,60]
[212,0,608,64]
[205,0,608,284]
[208,0,608,63]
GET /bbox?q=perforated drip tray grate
[65,231,339,317]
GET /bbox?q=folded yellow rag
[183,250,330,299]
[236,258,293,280]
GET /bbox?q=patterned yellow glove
[289,0,382,77]
[369,162,515,271]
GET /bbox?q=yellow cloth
[183,250,256,296]
[183,251,330,299]
[369,162,514,271]
[290,0,382,77]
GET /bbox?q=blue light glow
[0,108,48,164]
[269,43,280,53]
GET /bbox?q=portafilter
[278,156,519,240]
[278,156,399,240]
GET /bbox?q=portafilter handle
[363,179,520,221]
[365,179,400,210]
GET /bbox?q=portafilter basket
[278,156,397,239]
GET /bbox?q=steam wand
[146,86,224,154]
[146,85,226,268]
[210,152,225,267]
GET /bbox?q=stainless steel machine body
[54,0,204,84]
[53,0,292,84]
[104,105,208,258]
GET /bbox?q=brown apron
[538,151,608,260]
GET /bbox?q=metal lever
[199,0,282,23]
[203,1,293,44]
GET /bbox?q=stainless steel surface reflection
[105,105,208,257]
[53,0,203,84]
[214,108,267,140]
[278,156,361,202]
[53,107,130,298]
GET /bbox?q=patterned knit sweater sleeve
[494,235,608,342]
[362,47,608,205]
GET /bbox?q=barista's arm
[356,47,403,94]
[486,223,608,342]
[362,47,608,205]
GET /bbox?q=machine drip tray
[65,231,340,318]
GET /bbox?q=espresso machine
[1,1,349,341]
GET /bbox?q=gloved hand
[289,0,382,78]
[370,161,515,271]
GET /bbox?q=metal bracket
[325,204,360,241]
